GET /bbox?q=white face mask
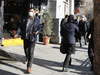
[29,12,34,17]
[36,11,39,13]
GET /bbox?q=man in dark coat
[86,19,94,71]
[60,15,79,72]
[79,18,88,47]
[14,8,41,73]
[74,15,81,26]
[60,15,68,27]
[74,15,81,42]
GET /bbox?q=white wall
[69,0,74,15]
[48,0,65,18]
[56,0,64,18]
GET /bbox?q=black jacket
[16,16,41,41]
[60,22,79,44]
[60,18,67,27]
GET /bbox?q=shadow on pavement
[0,61,29,74]
[36,42,44,45]
[0,49,29,74]
[69,58,93,75]
[0,69,17,75]
[70,71,93,75]
[7,52,63,72]
[0,48,18,64]
[7,52,93,74]
[34,58,62,72]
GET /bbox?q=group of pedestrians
[13,6,94,73]
[60,14,94,72]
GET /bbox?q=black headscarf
[67,14,74,23]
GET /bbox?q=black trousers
[79,32,87,46]
[63,44,75,68]
[24,39,36,68]
[63,53,71,68]
[88,39,94,67]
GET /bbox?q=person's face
[28,9,34,17]
[29,9,34,12]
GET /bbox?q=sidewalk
[0,42,93,75]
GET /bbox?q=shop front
[0,0,74,46]
[0,0,43,46]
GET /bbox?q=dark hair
[76,15,80,17]
[67,14,74,23]
[29,7,33,10]
[65,15,68,18]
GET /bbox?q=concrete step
[2,38,23,47]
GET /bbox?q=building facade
[0,0,74,44]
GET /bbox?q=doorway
[3,0,28,39]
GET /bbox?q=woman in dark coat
[60,15,79,72]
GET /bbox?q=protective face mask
[36,11,39,13]
[29,12,34,17]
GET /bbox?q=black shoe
[69,62,71,65]
[62,68,69,72]
[90,66,94,71]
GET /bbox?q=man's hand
[14,35,18,39]
[79,40,80,42]
[86,38,89,42]
[34,31,38,35]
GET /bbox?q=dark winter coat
[79,20,87,36]
[74,19,81,26]
[16,16,41,41]
[60,18,68,28]
[60,22,79,44]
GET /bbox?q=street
[0,42,93,75]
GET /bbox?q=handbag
[60,43,66,54]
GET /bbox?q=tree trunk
[94,0,100,75]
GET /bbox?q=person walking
[60,15,68,42]
[60,15,79,72]
[79,17,88,47]
[86,19,94,71]
[60,15,68,28]
[74,15,81,42]
[14,8,41,73]
[74,15,81,26]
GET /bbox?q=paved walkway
[0,42,93,75]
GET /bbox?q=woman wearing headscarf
[60,15,79,72]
